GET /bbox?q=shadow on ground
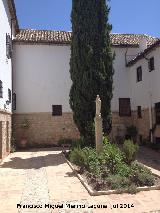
[0,148,66,170]
[137,146,160,171]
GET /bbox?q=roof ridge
[18,29,158,38]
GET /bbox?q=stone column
[94,95,103,152]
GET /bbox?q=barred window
[119,98,131,117]
[148,57,155,72]
[12,93,16,110]
[8,89,11,102]
[52,105,62,116]
[0,80,3,98]
[137,66,142,82]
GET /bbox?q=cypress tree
[70,0,114,145]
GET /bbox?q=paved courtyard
[0,148,160,213]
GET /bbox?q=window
[119,98,131,117]
[8,89,11,102]
[148,57,155,72]
[12,93,16,110]
[0,81,3,98]
[155,102,160,124]
[52,105,62,116]
[6,33,12,59]
[137,66,142,82]
[137,106,142,118]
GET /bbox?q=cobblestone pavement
[0,148,160,213]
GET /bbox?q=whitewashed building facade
[0,0,19,160]
[12,30,159,146]
[1,0,160,152]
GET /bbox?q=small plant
[106,175,131,190]
[69,147,88,167]
[130,162,154,186]
[70,137,86,150]
[123,140,139,165]
[20,118,29,129]
[102,143,124,174]
[126,125,138,142]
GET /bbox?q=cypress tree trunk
[70,0,114,146]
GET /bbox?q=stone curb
[63,152,160,196]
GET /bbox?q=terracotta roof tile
[127,39,160,67]
[14,29,158,46]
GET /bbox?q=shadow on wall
[0,150,66,170]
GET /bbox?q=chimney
[139,37,148,52]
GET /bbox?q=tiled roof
[127,39,160,67]
[14,29,158,47]
[7,0,19,32]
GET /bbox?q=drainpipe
[143,55,154,143]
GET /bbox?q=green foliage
[70,137,86,150]
[68,142,155,192]
[127,184,138,194]
[117,163,131,177]
[126,126,138,139]
[70,0,114,145]
[123,140,139,165]
[103,136,110,145]
[69,147,88,167]
[106,175,131,190]
[102,143,124,174]
[130,162,154,186]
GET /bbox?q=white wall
[128,47,160,111]
[111,47,140,111]
[13,43,142,114]
[13,44,72,113]
[0,0,12,112]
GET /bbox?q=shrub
[69,147,88,167]
[103,136,110,145]
[106,175,131,190]
[127,125,138,138]
[102,143,124,174]
[123,140,139,165]
[130,162,154,186]
[117,163,131,177]
[127,184,138,194]
[70,137,86,150]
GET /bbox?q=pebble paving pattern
[18,153,51,213]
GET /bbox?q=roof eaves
[126,39,160,67]
[7,0,19,33]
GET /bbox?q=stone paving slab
[0,148,160,213]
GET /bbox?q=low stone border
[63,152,160,196]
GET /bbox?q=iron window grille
[52,105,62,116]
[148,57,155,72]
[137,66,142,82]
[119,98,131,117]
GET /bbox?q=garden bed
[64,152,160,196]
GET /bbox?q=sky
[14,0,160,38]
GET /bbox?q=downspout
[143,55,154,143]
